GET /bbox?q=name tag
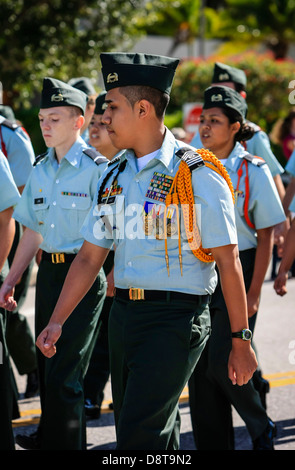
[34,197,46,205]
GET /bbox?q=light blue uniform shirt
[0,150,20,211]
[13,137,107,254]
[0,115,35,187]
[191,122,284,177]
[81,128,237,296]
[224,143,285,251]
[285,150,295,212]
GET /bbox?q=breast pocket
[59,194,92,231]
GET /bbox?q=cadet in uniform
[35,53,257,451]
[191,62,286,200]
[191,61,286,405]
[274,216,295,295]
[0,78,108,450]
[0,94,38,398]
[282,148,295,217]
[188,86,285,450]
[0,150,20,449]
[68,76,97,143]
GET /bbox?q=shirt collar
[47,136,87,169]
[123,127,177,174]
[225,142,247,172]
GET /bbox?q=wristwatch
[231,328,252,341]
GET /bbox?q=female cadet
[0,78,108,450]
[188,86,286,450]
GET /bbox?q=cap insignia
[51,93,64,102]
[218,73,230,81]
[107,73,119,84]
[211,94,223,102]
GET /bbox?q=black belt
[42,251,76,264]
[115,287,209,303]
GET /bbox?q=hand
[0,283,17,311]
[274,271,288,296]
[228,341,258,386]
[36,323,62,358]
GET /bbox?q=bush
[168,52,295,136]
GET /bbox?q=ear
[75,115,85,130]
[137,99,151,119]
[232,121,241,135]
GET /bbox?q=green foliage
[169,53,295,134]
[0,0,144,108]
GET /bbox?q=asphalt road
[10,265,295,452]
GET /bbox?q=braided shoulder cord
[164,148,235,274]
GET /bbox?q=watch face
[243,329,252,340]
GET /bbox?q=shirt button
[72,203,76,207]
[55,179,59,184]
[128,261,132,267]
[53,201,56,206]
[51,223,55,228]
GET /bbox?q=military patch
[101,180,123,203]
[146,171,174,203]
[234,189,244,202]
[61,191,88,197]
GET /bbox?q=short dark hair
[119,85,170,119]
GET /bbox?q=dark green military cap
[0,105,16,122]
[40,77,87,114]
[100,52,179,95]
[212,62,247,88]
[68,77,96,96]
[94,91,107,115]
[203,86,248,119]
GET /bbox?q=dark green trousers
[0,308,15,450]
[109,294,211,450]
[189,248,269,450]
[84,251,114,406]
[0,263,15,449]
[35,258,106,450]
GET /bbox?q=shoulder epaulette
[83,148,108,165]
[107,155,121,167]
[175,147,205,171]
[33,151,48,166]
[0,118,19,131]
[243,152,265,167]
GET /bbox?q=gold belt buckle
[129,288,145,301]
[51,253,65,264]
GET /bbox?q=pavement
[10,263,295,452]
